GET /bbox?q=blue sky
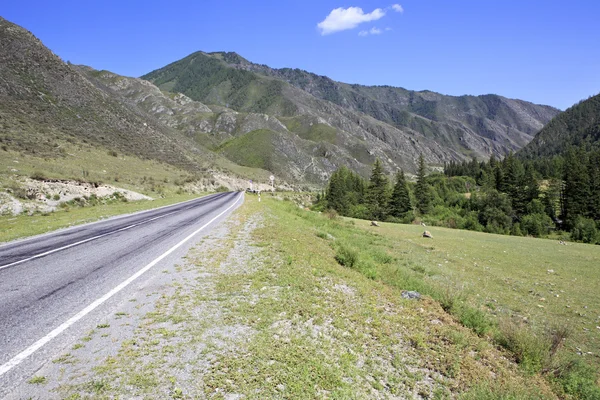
[2,0,599,110]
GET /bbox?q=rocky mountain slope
[0,17,220,174]
[142,51,560,166]
[518,93,600,158]
[83,66,452,183]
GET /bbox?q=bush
[457,305,492,336]
[511,222,523,236]
[334,245,359,268]
[30,171,47,181]
[431,284,464,312]
[552,358,600,399]
[496,319,550,374]
[325,209,339,220]
[521,213,553,237]
[356,259,377,280]
[348,204,370,220]
[571,217,598,244]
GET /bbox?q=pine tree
[390,170,412,217]
[562,147,590,228]
[588,151,600,221]
[522,163,539,205]
[366,159,390,220]
[415,154,431,215]
[326,168,349,214]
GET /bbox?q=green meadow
[267,195,600,398]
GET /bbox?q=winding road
[0,191,243,397]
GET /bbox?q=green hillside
[218,129,277,170]
[519,93,600,158]
[142,52,297,116]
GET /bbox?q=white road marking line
[0,210,179,271]
[0,192,242,378]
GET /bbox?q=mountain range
[0,16,567,188]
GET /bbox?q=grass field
[273,197,600,398]
[365,221,600,364]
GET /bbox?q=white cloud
[391,4,403,13]
[358,27,384,36]
[317,6,386,35]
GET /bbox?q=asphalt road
[0,191,243,397]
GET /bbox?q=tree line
[315,149,600,244]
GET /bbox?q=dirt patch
[1,177,152,215]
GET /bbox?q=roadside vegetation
[0,144,225,243]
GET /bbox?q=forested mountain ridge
[143,51,559,165]
[518,93,600,158]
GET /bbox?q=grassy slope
[280,117,338,144]
[217,129,276,170]
[355,219,600,366]
[0,144,215,243]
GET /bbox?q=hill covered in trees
[519,93,600,158]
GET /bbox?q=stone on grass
[401,291,421,300]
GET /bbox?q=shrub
[457,305,492,336]
[356,259,377,280]
[334,245,359,268]
[432,284,464,312]
[6,183,31,200]
[496,319,550,374]
[315,231,329,240]
[370,249,394,264]
[521,213,553,237]
[348,204,370,220]
[30,171,47,181]
[571,217,598,244]
[511,222,523,236]
[552,358,600,399]
[325,209,339,220]
[400,210,415,224]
